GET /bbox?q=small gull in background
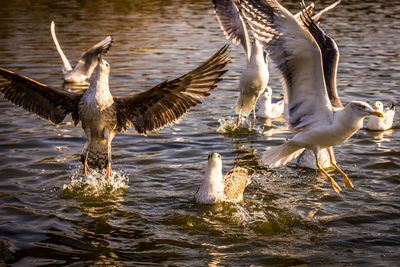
[366,101,395,131]
[51,21,113,84]
[256,86,284,119]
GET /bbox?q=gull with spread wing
[0,45,231,176]
[51,21,113,84]
[238,0,383,192]
[213,0,269,127]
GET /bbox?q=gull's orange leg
[83,150,90,176]
[316,157,342,193]
[327,147,354,189]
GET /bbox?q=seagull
[238,0,384,192]
[195,152,252,204]
[256,86,284,119]
[366,102,395,131]
[213,0,269,127]
[294,0,344,169]
[50,21,113,84]
[0,45,231,176]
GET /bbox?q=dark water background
[0,0,399,265]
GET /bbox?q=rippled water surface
[0,0,399,265]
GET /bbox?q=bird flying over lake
[0,45,231,176]
[50,21,113,84]
[195,152,252,204]
[238,0,383,192]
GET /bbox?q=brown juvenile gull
[0,45,231,176]
[50,21,113,84]
[238,0,383,192]
[195,152,252,204]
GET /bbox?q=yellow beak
[370,110,384,118]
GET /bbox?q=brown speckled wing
[113,45,231,135]
[0,67,81,124]
[224,166,251,201]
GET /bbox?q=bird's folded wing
[213,0,251,61]
[73,36,113,77]
[0,67,81,124]
[113,44,231,135]
[238,0,333,130]
[300,3,342,109]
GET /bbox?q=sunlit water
[0,0,399,265]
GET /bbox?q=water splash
[62,169,129,200]
[216,117,263,135]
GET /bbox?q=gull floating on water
[238,0,383,192]
[366,101,395,131]
[51,21,113,84]
[0,45,231,176]
[213,0,269,127]
[256,86,284,119]
[195,152,252,204]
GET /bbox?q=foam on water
[216,117,263,134]
[62,169,129,200]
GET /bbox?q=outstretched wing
[300,1,343,108]
[0,67,81,124]
[213,0,251,61]
[238,0,333,130]
[311,0,341,21]
[113,45,231,135]
[72,36,113,78]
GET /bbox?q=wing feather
[113,45,231,135]
[238,0,333,130]
[72,36,113,78]
[0,67,81,124]
[213,0,251,60]
[300,2,343,108]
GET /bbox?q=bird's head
[207,152,222,172]
[97,55,111,75]
[372,101,384,112]
[348,101,384,118]
[263,86,272,99]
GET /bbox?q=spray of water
[62,169,129,200]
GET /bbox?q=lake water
[0,0,399,265]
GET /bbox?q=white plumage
[213,0,269,127]
[195,153,252,204]
[50,21,113,84]
[366,102,395,131]
[239,0,384,192]
[256,86,284,119]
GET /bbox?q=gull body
[235,39,269,126]
[213,0,269,127]
[195,153,251,204]
[0,45,231,176]
[366,101,395,131]
[238,0,383,192]
[51,21,113,84]
[256,86,284,119]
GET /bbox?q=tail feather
[263,142,304,167]
[235,92,257,116]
